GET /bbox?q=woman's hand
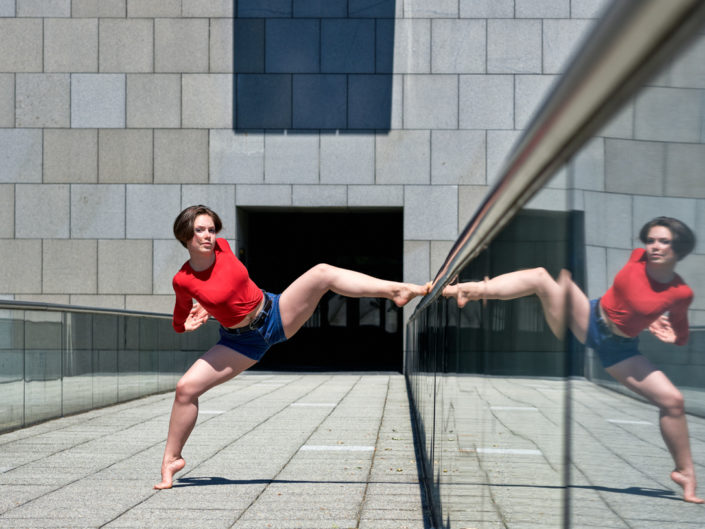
[648,314,677,343]
[184,302,210,332]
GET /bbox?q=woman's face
[186,214,217,255]
[645,225,677,266]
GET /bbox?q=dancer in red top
[443,216,703,503]
[154,205,430,490]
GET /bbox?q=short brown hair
[639,216,695,261]
[173,205,223,248]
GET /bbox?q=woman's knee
[174,375,202,403]
[658,388,685,415]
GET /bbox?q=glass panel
[0,311,24,432]
[93,313,119,408]
[63,312,94,415]
[24,311,63,425]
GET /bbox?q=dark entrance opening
[238,209,404,371]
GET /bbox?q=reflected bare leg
[607,355,704,503]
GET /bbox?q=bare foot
[671,470,705,503]
[442,282,484,308]
[392,282,431,307]
[154,457,186,490]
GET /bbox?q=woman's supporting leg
[278,263,429,338]
[443,268,591,342]
[154,345,257,490]
[606,355,704,503]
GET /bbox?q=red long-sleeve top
[600,248,692,345]
[172,238,263,333]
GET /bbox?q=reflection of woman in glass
[443,217,703,503]
[154,205,430,490]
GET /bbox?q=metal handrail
[410,0,705,320]
[0,300,171,319]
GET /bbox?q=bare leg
[279,263,430,338]
[443,268,590,342]
[607,355,704,503]
[154,345,256,489]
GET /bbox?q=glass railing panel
[0,310,25,432]
[92,313,119,408]
[23,311,63,425]
[63,312,95,416]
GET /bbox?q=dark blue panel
[348,74,393,129]
[375,19,394,73]
[234,19,265,73]
[293,74,347,129]
[294,0,348,17]
[349,0,396,17]
[266,19,321,73]
[237,74,292,129]
[238,0,291,17]
[321,19,375,73]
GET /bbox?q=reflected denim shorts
[585,298,640,368]
[216,291,287,362]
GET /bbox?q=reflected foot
[392,282,432,307]
[442,281,485,308]
[154,457,186,490]
[671,470,705,503]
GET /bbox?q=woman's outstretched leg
[154,345,256,490]
[607,355,704,503]
[279,263,429,338]
[443,268,590,341]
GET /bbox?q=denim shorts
[585,298,640,368]
[216,291,287,362]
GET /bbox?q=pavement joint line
[606,419,652,425]
[199,410,226,414]
[490,406,538,411]
[290,402,338,407]
[300,445,375,451]
[476,448,543,455]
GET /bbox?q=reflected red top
[600,248,692,345]
[172,238,263,333]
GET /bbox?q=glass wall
[406,6,705,528]
[0,304,217,433]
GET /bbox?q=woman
[443,216,703,503]
[154,205,429,489]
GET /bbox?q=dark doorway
[239,209,403,371]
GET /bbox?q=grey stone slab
[125,184,181,239]
[43,129,97,183]
[210,130,264,184]
[98,239,152,294]
[70,184,126,238]
[264,132,319,184]
[459,75,514,130]
[348,74,394,130]
[0,240,41,293]
[516,0,570,18]
[571,0,611,18]
[292,185,347,207]
[45,18,98,73]
[153,239,188,295]
[320,133,374,184]
[570,136,605,191]
[0,74,13,127]
[0,184,14,237]
[349,0,399,18]
[16,74,70,128]
[126,0,180,17]
[375,130,430,184]
[543,19,595,74]
[0,0,15,15]
[210,18,234,73]
[459,0,513,17]
[0,19,42,72]
[42,240,98,294]
[386,19,430,74]
[71,0,126,17]
[0,128,42,183]
[293,0,347,17]
[17,0,69,16]
[15,184,70,238]
[669,35,705,89]
[403,75,457,129]
[126,74,181,129]
[233,18,266,74]
[99,19,153,73]
[432,19,486,74]
[515,74,559,129]
[488,19,542,74]
[605,139,665,197]
[71,74,126,128]
[155,18,209,73]
[182,74,233,129]
[183,0,233,17]
[666,143,705,198]
[404,0,457,17]
[321,19,375,74]
[180,184,236,238]
[431,130,486,185]
[404,185,458,240]
[266,19,320,74]
[237,0,291,17]
[634,86,703,143]
[236,74,291,130]
[99,129,153,184]
[292,74,347,129]
[154,129,208,184]
[583,191,633,249]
